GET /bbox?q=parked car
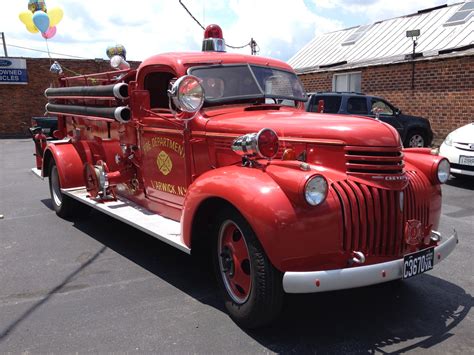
[31,116,58,137]
[306,92,433,148]
[439,123,474,178]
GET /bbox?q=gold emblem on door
[156,150,173,176]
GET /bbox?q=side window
[371,99,394,115]
[144,72,176,109]
[311,96,342,113]
[347,97,368,115]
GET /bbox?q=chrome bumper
[283,230,458,293]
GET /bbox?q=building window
[332,72,361,92]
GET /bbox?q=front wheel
[214,207,283,328]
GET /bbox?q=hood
[204,108,401,147]
[449,123,474,143]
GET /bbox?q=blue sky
[2,0,460,62]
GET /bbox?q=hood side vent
[345,146,404,175]
[244,105,281,111]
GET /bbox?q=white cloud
[2,0,342,62]
[1,0,462,63]
[224,0,343,60]
[2,0,206,60]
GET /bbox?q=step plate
[31,168,44,180]
[62,187,189,254]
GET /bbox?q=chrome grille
[332,170,430,257]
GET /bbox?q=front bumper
[283,230,458,293]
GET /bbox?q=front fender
[43,143,85,189]
[182,164,343,272]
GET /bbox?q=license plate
[402,247,434,279]
[459,156,474,166]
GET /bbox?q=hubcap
[51,167,62,207]
[409,134,424,147]
[218,220,252,304]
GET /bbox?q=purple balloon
[42,26,57,39]
[32,11,50,33]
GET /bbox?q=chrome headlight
[443,133,453,146]
[437,159,450,184]
[169,75,204,113]
[304,175,328,206]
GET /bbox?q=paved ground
[0,138,473,353]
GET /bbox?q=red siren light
[204,24,223,39]
[202,24,226,52]
[257,128,279,159]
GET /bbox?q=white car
[439,123,474,177]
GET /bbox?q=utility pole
[411,37,417,90]
[406,29,420,91]
[1,32,8,57]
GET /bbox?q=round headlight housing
[304,175,328,206]
[437,158,450,184]
[169,75,204,113]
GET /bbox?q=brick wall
[299,55,474,145]
[0,57,140,137]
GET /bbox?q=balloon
[32,11,50,33]
[26,23,40,33]
[106,45,127,60]
[19,11,33,25]
[48,7,63,27]
[28,0,47,13]
[50,61,63,74]
[42,26,56,39]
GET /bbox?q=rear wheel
[214,207,283,328]
[405,130,427,148]
[49,161,90,218]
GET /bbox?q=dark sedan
[306,92,433,147]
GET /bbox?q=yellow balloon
[48,7,64,27]
[19,11,33,26]
[26,24,39,34]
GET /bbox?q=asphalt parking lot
[0,138,473,353]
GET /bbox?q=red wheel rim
[218,220,252,304]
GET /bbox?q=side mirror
[395,108,401,115]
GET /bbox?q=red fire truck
[31,25,458,328]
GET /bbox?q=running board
[31,168,44,180]
[62,187,190,254]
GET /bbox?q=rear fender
[182,164,343,271]
[42,143,85,188]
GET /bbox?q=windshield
[189,64,307,105]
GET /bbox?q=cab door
[138,70,189,210]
